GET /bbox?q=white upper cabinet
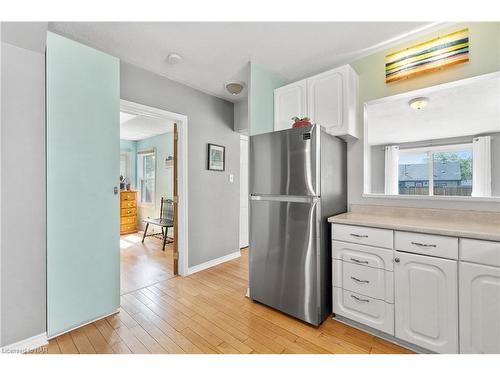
[273,80,307,132]
[394,251,458,353]
[274,65,358,139]
[459,262,500,353]
[307,70,343,130]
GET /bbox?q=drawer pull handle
[350,257,369,264]
[351,295,370,303]
[350,276,369,284]
[350,233,368,238]
[411,241,437,248]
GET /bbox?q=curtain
[472,136,491,197]
[384,145,400,195]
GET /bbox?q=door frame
[120,99,189,276]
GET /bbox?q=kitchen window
[137,150,156,204]
[398,144,473,197]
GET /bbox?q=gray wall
[1,42,47,346]
[120,62,240,267]
[0,23,239,346]
[370,145,385,194]
[234,99,248,134]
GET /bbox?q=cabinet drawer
[332,240,394,271]
[333,287,394,335]
[121,191,136,201]
[120,216,137,225]
[121,207,137,217]
[121,200,136,209]
[395,231,458,260]
[120,223,137,233]
[332,224,393,249]
[333,260,394,303]
[461,239,500,267]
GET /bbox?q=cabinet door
[307,70,343,131]
[460,262,500,353]
[395,252,458,353]
[274,80,307,131]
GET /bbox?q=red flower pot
[292,120,312,128]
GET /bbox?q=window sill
[362,193,500,203]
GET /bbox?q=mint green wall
[136,132,174,200]
[349,22,500,212]
[135,132,174,228]
[120,139,137,188]
[249,63,286,135]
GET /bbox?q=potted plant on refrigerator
[292,116,312,128]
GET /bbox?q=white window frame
[120,150,132,186]
[137,149,156,206]
[399,143,472,197]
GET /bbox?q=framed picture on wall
[207,143,225,171]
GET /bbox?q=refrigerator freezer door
[250,125,318,196]
[249,196,320,325]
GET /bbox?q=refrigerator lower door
[249,195,321,325]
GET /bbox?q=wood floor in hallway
[120,232,175,295]
[38,248,413,354]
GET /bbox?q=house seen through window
[399,145,473,197]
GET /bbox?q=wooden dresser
[120,190,137,234]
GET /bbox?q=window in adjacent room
[120,151,131,182]
[137,150,156,204]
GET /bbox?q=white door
[274,80,307,131]
[307,70,343,131]
[394,252,458,353]
[460,262,500,353]
[239,135,249,248]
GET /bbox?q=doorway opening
[119,100,188,294]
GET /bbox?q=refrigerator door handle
[249,194,319,203]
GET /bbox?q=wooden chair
[142,197,174,251]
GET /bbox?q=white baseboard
[187,250,241,275]
[1,332,48,354]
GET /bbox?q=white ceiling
[48,22,437,102]
[120,113,173,141]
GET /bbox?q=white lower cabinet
[332,223,500,354]
[459,262,500,353]
[333,287,394,335]
[394,251,458,353]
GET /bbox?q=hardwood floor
[37,248,413,354]
[120,232,175,295]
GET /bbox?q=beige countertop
[328,205,500,242]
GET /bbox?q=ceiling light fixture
[408,97,429,110]
[225,81,245,96]
[166,53,183,65]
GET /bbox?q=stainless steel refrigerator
[249,124,346,326]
